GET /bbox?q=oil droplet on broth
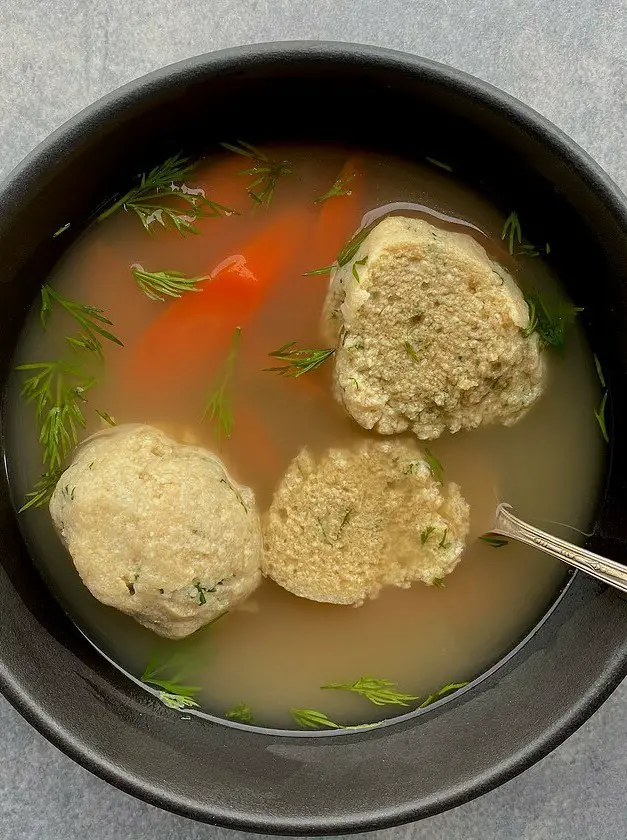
[5,146,604,729]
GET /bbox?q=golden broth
[5,146,605,729]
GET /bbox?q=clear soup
[5,145,604,730]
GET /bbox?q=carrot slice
[311,158,366,266]
[127,204,312,391]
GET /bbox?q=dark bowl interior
[1,42,627,835]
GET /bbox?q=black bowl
[1,42,627,835]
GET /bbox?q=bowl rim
[2,39,627,834]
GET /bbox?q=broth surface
[5,146,605,729]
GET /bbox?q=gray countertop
[1,1,627,838]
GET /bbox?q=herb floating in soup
[6,145,606,731]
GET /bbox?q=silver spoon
[491,503,627,595]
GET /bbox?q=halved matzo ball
[262,438,469,605]
[324,216,546,439]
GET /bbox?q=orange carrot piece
[127,204,312,391]
[311,158,366,266]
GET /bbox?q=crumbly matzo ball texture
[262,439,470,605]
[50,424,262,639]
[324,216,546,439]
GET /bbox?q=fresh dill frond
[424,449,443,484]
[523,291,582,350]
[141,652,201,711]
[41,285,122,359]
[225,702,254,724]
[16,360,97,471]
[18,469,63,513]
[501,211,551,258]
[421,525,436,545]
[193,581,208,605]
[53,222,70,238]
[480,535,509,548]
[595,391,609,443]
[439,528,451,549]
[131,264,210,302]
[96,410,116,427]
[501,211,522,255]
[203,327,241,439]
[303,265,333,277]
[265,342,335,378]
[516,243,551,258]
[322,676,419,707]
[419,681,468,709]
[222,141,292,208]
[594,354,606,388]
[432,578,446,588]
[426,157,453,173]
[97,153,234,234]
[404,341,420,364]
[290,708,342,730]
[352,255,367,283]
[157,692,200,710]
[303,222,373,279]
[592,355,609,442]
[336,222,376,267]
[315,172,356,203]
[338,507,353,534]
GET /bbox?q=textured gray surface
[1,1,627,838]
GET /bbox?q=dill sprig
[225,702,254,724]
[97,153,234,234]
[336,222,376,267]
[352,255,367,283]
[593,354,609,443]
[53,222,70,238]
[158,693,200,710]
[291,708,342,730]
[131,264,210,302]
[303,265,333,277]
[404,341,420,364]
[141,652,201,711]
[501,211,550,257]
[203,327,241,439]
[419,681,468,709]
[265,343,335,378]
[222,141,292,208]
[322,676,419,707]
[303,221,376,278]
[480,535,509,548]
[41,285,123,359]
[594,354,606,388]
[424,449,444,484]
[96,410,116,427]
[421,525,436,545]
[595,391,609,443]
[18,469,63,513]
[304,265,333,278]
[16,360,97,471]
[426,157,453,173]
[501,211,522,255]
[523,291,582,350]
[315,172,356,203]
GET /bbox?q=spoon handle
[492,504,627,595]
